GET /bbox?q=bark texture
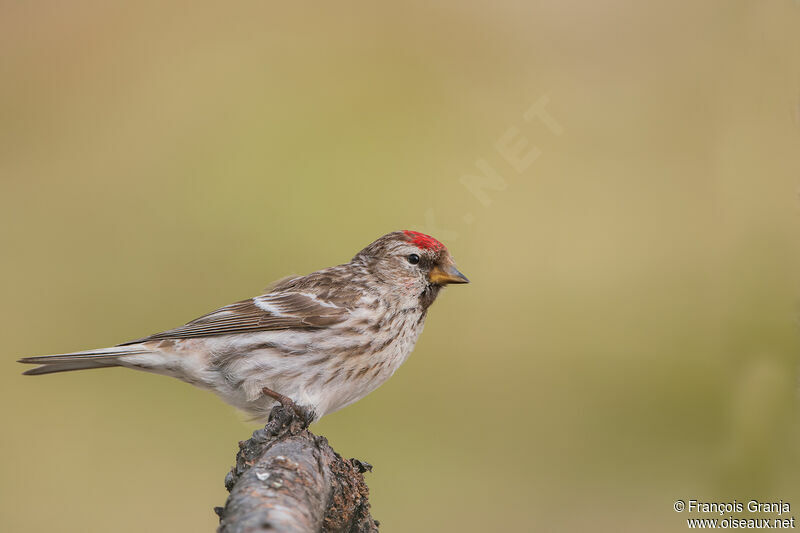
[216,406,379,533]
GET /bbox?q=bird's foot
[261,387,315,429]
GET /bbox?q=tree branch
[216,406,379,533]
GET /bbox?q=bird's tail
[18,346,151,376]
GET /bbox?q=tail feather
[22,360,121,376]
[19,346,150,376]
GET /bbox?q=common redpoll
[19,231,468,422]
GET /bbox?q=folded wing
[121,292,349,344]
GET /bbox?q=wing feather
[120,292,349,344]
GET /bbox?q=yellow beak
[428,261,470,285]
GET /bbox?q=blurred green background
[2,1,799,531]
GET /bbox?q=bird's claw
[261,387,315,429]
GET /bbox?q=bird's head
[354,231,468,305]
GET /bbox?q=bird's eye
[407,253,420,265]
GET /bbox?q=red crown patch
[403,230,445,251]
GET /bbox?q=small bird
[19,231,468,423]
